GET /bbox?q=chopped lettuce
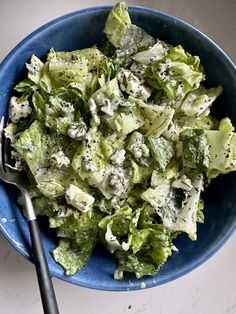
[146,45,205,100]
[26,55,44,84]
[181,85,222,116]
[104,2,154,56]
[52,211,100,275]
[72,126,107,179]
[219,117,235,132]
[140,103,175,137]
[99,205,132,253]
[14,121,47,175]
[130,160,152,184]
[115,223,172,279]
[179,129,209,171]
[132,40,170,65]
[206,129,236,176]
[148,136,175,172]
[104,2,131,48]
[52,239,92,276]
[118,24,155,53]
[142,173,203,240]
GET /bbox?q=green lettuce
[115,223,172,279]
[142,173,203,240]
[148,136,175,172]
[179,128,209,171]
[132,40,170,65]
[206,128,236,176]
[146,45,205,100]
[104,2,154,53]
[26,55,44,84]
[181,85,222,116]
[52,239,93,276]
[140,103,175,137]
[14,121,47,175]
[99,206,132,253]
[104,2,131,48]
[52,212,100,275]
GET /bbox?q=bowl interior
[0,6,236,291]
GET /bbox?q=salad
[5,2,236,280]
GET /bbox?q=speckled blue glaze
[0,6,236,291]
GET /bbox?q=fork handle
[28,220,59,314]
[22,189,59,314]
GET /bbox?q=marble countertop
[1,1,236,313]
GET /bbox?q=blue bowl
[0,6,236,291]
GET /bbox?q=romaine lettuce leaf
[148,136,175,172]
[130,160,152,184]
[26,55,44,84]
[101,134,125,160]
[52,239,92,276]
[99,206,132,253]
[132,40,170,65]
[72,126,106,179]
[47,46,108,79]
[142,173,203,240]
[35,168,69,198]
[179,128,209,171]
[32,195,59,217]
[89,78,126,119]
[52,210,101,275]
[146,45,205,100]
[101,98,145,136]
[130,61,148,80]
[206,129,236,176]
[219,117,235,132]
[181,85,222,116]
[104,2,154,52]
[114,253,157,279]
[14,120,47,175]
[164,112,217,141]
[163,174,203,240]
[14,78,38,99]
[48,56,88,90]
[115,223,172,279]
[39,62,52,93]
[141,179,171,210]
[104,2,131,48]
[139,103,174,137]
[118,24,155,53]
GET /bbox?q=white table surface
[0,1,236,313]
